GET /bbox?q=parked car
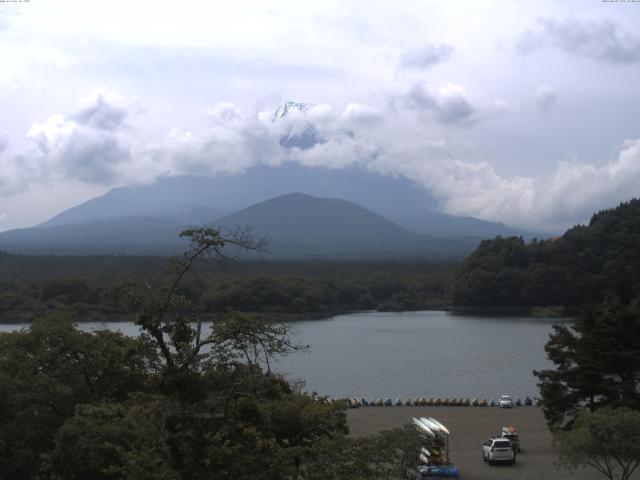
[482,437,516,465]
[498,395,514,408]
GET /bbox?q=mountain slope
[0,193,481,258]
[0,217,187,255]
[216,192,412,248]
[38,163,528,238]
[214,193,479,258]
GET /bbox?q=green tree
[298,424,423,480]
[535,297,640,426]
[51,395,176,480]
[1,226,433,479]
[451,199,640,310]
[556,407,640,480]
[109,227,350,479]
[0,314,159,480]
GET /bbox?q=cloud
[341,103,382,127]
[145,101,283,177]
[276,106,640,231]
[0,151,33,197]
[533,85,557,112]
[396,82,478,126]
[26,89,133,185]
[517,17,640,64]
[399,43,454,69]
[4,89,640,232]
[149,100,379,174]
[539,139,640,225]
[388,138,640,231]
[72,90,129,130]
[489,98,516,115]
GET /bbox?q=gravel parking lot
[347,406,609,480]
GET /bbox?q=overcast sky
[1,0,639,232]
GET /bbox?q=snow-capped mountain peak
[273,101,313,122]
[271,101,321,149]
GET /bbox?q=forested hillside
[451,199,640,310]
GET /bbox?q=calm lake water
[0,311,568,400]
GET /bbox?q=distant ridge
[0,217,187,255]
[0,193,481,258]
[36,163,531,238]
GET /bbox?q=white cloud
[491,98,515,114]
[396,82,478,126]
[399,43,454,70]
[539,139,640,224]
[144,101,283,177]
[5,88,640,233]
[517,17,640,64]
[27,90,133,185]
[533,85,557,112]
[72,90,129,129]
[391,138,640,231]
[279,110,640,232]
[0,1,638,234]
[28,114,132,184]
[342,103,382,127]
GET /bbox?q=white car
[498,395,514,408]
[482,437,516,465]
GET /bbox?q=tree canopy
[0,255,454,324]
[556,407,640,480]
[534,296,640,427]
[451,199,640,309]
[0,226,422,480]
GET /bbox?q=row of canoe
[345,397,537,407]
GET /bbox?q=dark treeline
[0,253,455,323]
[451,199,640,310]
[5,198,640,322]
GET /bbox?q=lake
[0,311,568,400]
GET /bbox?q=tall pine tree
[535,294,640,427]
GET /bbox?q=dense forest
[3,206,640,478]
[0,229,425,480]
[4,198,640,323]
[451,199,640,311]
[0,253,455,323]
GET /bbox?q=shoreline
[0,306,577,325]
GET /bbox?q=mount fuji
[273,101,322,149]
[0,102,541,257]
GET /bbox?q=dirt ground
[347,406,612,480]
